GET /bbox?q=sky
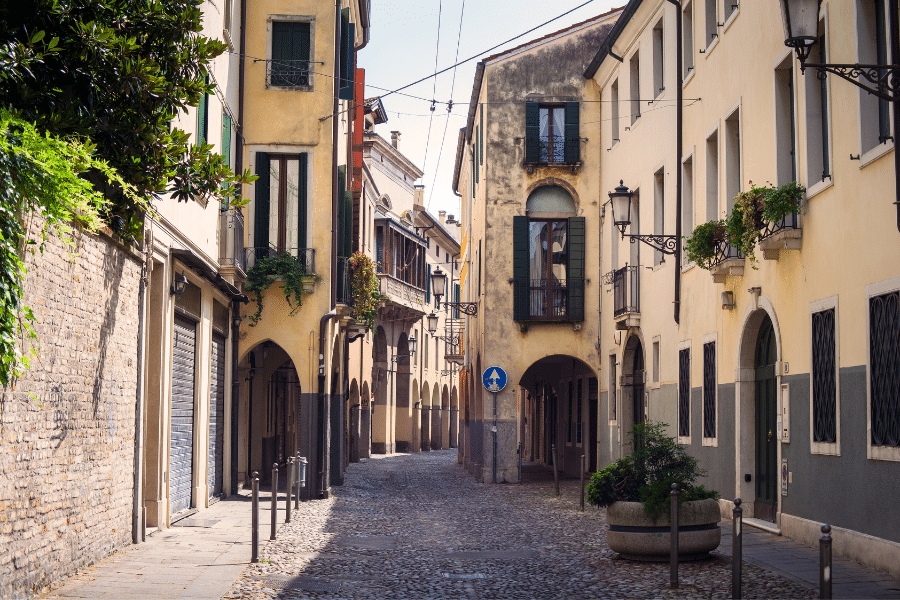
[361,0,621,218]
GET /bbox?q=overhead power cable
[421,0,444,176]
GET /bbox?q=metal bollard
[733,498,743,600]
[251,471,259,563]
[270,464,278,540]
[294,455,301,509]
[285,457,293,524]
[298,456,308,503]
[820,524,832,599]
[551,444,559,498]
[580,455,586,512]
[670,483,680,589]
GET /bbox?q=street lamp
[407,334,417,356]
[170,272,188,297]
[426,312,439,335]
[430,266,478,315]
[608,181,678,255]
[779,0,900,232]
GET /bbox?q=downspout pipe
[317,310,338,498]
[132,246,148,544]
[331,0,341,308]
[236,0,247,192]
[667,0,683,325]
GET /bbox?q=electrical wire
[421,0,444,174]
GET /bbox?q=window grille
[812,309,837,443]
[703,342,716,439]
[870,292,900,447]
[679,348,690,438]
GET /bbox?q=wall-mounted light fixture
[431,267,478,315]
[170,272,188,297]
[721,291,735,310]
[609,181,678,255]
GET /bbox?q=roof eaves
[583,0,643,80]
[451,127,466,194]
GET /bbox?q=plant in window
[762,180,805,225]
[348,251,382,332]
[245,252,320,326]
[683,220,726,269]
[726,181,805,268]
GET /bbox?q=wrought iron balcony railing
[264,59,310,87]
[612,265,640,317]
[218,208,245,274]
[709,241,743,269]
[538,135,566,163]
[336,256,352,306]
[759,211,801,242]
[527,278,577,319]
[245,247,315,273]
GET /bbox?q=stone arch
[420,382,431,451]
[372,326,389,454]
[433,384,448,449]
[394,332,411,452]
[524,177,581,213]
[735,295,783,520]
[620,330,647,454]
[360,381,371,459]
[348,379,361,463]
[411,377,421,453]
[449,386,458,448]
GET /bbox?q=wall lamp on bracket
[170,272,188,297]
[390,334,417,362]
[608,181,678,255]
[431,267,478,315]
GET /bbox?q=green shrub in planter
[684,220,726,269]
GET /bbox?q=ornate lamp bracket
[802,62,900,102]
[624,233,679,256]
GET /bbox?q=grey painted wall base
[781,512,900,580]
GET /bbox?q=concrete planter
[606,499,721,561]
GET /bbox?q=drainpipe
[667,0,683,325]
[132,244,148,544]
[236,0,247,192]
[890,0,900,232]
[229,298,241,496]
[331,0,341,308]
[317,310,338,498]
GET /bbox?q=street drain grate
[441,573,486,580]
[256,576,342,592]
[335,535,396,549]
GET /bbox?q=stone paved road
[226,450,814,599]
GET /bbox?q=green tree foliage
[0,0,252,239]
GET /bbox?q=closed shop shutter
[170,315,196,517]
[208,332,226,499]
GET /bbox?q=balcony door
[254,152,308,255]
[528,219,568,318]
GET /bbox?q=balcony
[263,59,310,88]
[245,247,315,274]
[709,242,744,283]
[377,273,426,321]
[374,218,427,321]
[758,211,802,260]
[336,256,352,307]
[513,278,584,321]
[611,266,640,330]
[218,208,246,277]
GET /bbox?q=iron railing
[336,256,352,306]
[812,309,837,443]
[528,278,570,319]
[245,247,315,273]
[264,59,310,87]
[612,265,640,317]
[759,211,801,242]
[218,208,245,274]
[539,135,566,163]
[678,348,690,438]
[869,291,899,447]
[710,241,743,269]
[703,341,717,439]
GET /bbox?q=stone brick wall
[0,224,141,598]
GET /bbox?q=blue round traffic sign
[483,366,507,392]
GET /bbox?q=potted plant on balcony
[761,180,805,225]
[587,422,721,561]
[348,251,381,332]
[684,220,726,269]
[245,252,320,326]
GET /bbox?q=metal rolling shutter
[170,316,196,517]
[208,333,226,499]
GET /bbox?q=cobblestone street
[226,451,815,600]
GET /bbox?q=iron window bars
[703,342,716,439]
[812,308,837,443]
[870,291,900,447]
[679,348,690,438]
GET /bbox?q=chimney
[446,214,456,224]
[414,185,424,206]
[390,131,400,149]
[439,211,446,225]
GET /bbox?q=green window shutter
[479,107,484,166]
[272,21,310,86]
[524,102,541,163]
[221,113,232,168]
[297,153,308,249]
[453,283,461,319]
[339,10,355,99]
[474,135,479,183]
[254,152,270,253]
[513,216,530,321]
[425,264,432,303]
[337,165,347,257]
[197,79,208,145]
[343,190,353,257]
[564,101,580,164]
[567,216,586,321]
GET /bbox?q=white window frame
[809,295,840,456]
[246,145,314,251]
[855,0,895,168]
[803,4,834,199]
[266,14,316,91]
[866,275,900,461]
[681,148,696,268]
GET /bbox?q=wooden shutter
[337,166,347,257]
[297,153,308,249]
[479,107,484,165]
[513,216,530,321]
[343,190,353,257]
[254,152,270,252]
[221,114,232,168]
[272,22,310,86]
[339,10,355,99]
[567,216,586,321]
[564,101,580,164]
[197,82,208,145]
[425,263,432,303]
[524,102,540,163]
[453,283,461,319]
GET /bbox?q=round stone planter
[606,499,721,561]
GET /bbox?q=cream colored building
[453,10,621,484]
[584,0,900,577]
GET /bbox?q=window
[724,107,741,208]
[630,51,641,124]
[269,20,312,88]
[524,102,580,164]
[611,79,620,144]
[805,17,831,187]
[706,129,719,221]
[196,77,208,145]
[338,9,355,99]
[869,291,899,449]
[683,1,695,73]
[253,152,309,257]
[652,339,660,383]
[424,333,429,369]
[703,341,716,439]
[609,355,618,422]
[857,0,892,156]
[567,380,574,443]
[653,19,664,97]
[682,155,694,262]
[513,187,585,321]
[705,0,718,48]
[724,0,738,23]
[812,308,837,444]
[775,56,797,184]
[679,347,690,440]
[374,219,427,288]
[653,168,665,266]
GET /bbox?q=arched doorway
[447,386,457,449]
[348,380,360,463]
[395,333,411,452]
[754,314,778,522]
[519,355,598,478]
[622,334,646,452]
[372,327,389,454]
[411,378,421,452]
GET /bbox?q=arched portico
[395,333,411,452]
[620,332,646,455]
[420,383,431,451]
[411,378,421,453]
[359,381,371,459]
[348,379,360,463]
[433,385,447,449]
[372,327,389,454]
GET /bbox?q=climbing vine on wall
[348,251,382,332]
